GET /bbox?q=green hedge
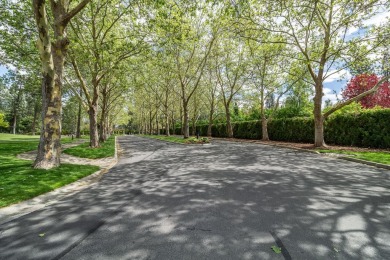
[325,109,390,148]
[170,109,390,148]
[268,117,314,143]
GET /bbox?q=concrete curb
[215,137,320,154]
[337,156,390,170]
[256,141,389,171]
[257,142,320,155]
[0,138,119,225]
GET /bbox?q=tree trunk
[31,101,39,135]
[33,0,90,169]
[165,115,170,136]
[207,124,212,137]
[180,105,184,135]
[99,90,108,142]
[207,99,214,137]
[191,120,196,136]
[170,111,175,135]
[149,110,152,135]
[105,116,110,139]
[33,0,62,169]
[76,88,82,138]
[183,101,189,138]
[260,92,269,141]
[12,113,17,135]
[155,111,159,135]
[99,118,107,142]
[225,106,233,138]
[88,105,99,147]
[261,115,269,141]
[314,82,326,147]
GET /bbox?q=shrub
[185,137,210,144]
[268,117,314,143]
[325,109,390,148]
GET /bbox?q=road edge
[215,137,389,171]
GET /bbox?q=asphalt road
[1,136,390,260]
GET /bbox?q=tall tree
[154,0,221,138]
[215,38,248,138]
[32,0,91,169]
[239,0,388,147]
[67,0,144,147]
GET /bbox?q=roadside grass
[63,136,116,159]
[0,133,99,208]
[318,149,390,165]
[140,134,210,144]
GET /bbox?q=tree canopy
[0,0,389,168]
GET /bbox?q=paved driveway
[1,136,389,259]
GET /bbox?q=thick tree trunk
[314,82,326,147]
[33,0,62,169]
[33,0,90,169]
[88,105,99,147]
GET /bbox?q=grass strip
[0,159,99,207]
[63,136,116,159]
[318,149,390,165]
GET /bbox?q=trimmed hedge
[172,109,390,148]
[268,117,314,143]
[325,109,390,148]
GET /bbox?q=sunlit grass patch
[318,149,390,165]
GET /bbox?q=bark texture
[33,0,61,169]
[32,0,91,169]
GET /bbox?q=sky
[0,66,7,76]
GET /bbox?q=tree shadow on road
[1,137,389,260]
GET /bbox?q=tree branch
[323,75,390,119]
[61,0,91,26]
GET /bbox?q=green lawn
[63,136,116,159]
[318,149,390,165]
[139,134,210,144]
[0,133,99,208]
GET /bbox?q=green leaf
[271,245,282,254]
[39,233,45,237]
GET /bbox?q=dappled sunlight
[1,136,389,259]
